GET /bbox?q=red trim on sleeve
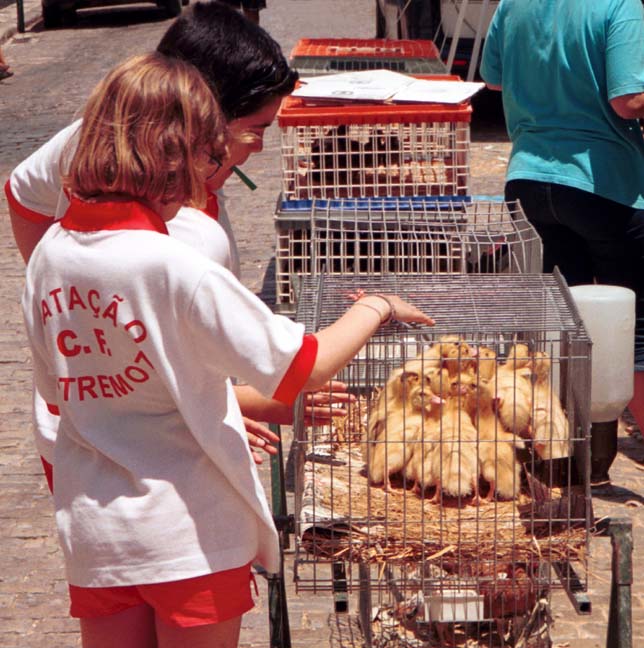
[272,334,318,406]
[46,403,60,415]
[4,179,53,225]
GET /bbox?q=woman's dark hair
[157,1,298,121]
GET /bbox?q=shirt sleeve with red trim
[5,180,53,224]
[8,120,81,223]
[272,334,318,406]
[184,262,315,404]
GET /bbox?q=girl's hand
[303,380,356,426]
[379,294,435,326]
[350,292,434,326]
[243,416,280,465]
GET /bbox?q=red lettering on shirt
[58,377,75,401]
[41,299,53,326]
[68,286,87,311]
[133,349,154,369]
[110,374,133,397]
[77,376,98,401]
[88,290,101,318]
[44,293,160,403]
[102,295,123,327]
[94,329,111,356]
[49,287,64,314]
[57,330,81,357]
[125,320,147,343]
[124,366,148,383]
[96,375,114,399]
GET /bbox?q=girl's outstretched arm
[306,294,434,390]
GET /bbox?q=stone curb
[0,1,42,47]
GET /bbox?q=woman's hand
[303,380,356,426]
[243,416,280,465]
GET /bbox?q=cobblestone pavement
[0,1,643,646]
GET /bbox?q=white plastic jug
[570,285,635,422]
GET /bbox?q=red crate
[290,38,441,60]
[289,38,447,77]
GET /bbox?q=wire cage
[274,198,543,313]
[278,90,471,202]
[289,38,448,76]
[291,272,592,647]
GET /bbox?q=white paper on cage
[392,79,485,104]
[293,69,484,104]
[294,69,415,102]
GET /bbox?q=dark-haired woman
[7,1,348,496]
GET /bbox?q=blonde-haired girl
[22,52,433,648]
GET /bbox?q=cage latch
[273,513,296,535]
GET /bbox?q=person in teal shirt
[481,0,644,471]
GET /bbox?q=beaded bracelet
[353,301,387,323]
[353,294,395,325]
[372,294,396,325]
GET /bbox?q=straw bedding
[299,400,587,569]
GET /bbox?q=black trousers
[218,0,265,10]
[505,179,644,368]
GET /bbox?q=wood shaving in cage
[300,397,588,567]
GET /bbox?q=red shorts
[69,564,255,627]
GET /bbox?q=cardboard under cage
[292,273,592,606]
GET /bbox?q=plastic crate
[274,198,542,313]
[278,84,472,202]
[290,38,448,76]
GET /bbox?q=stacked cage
[274,41,484,315]
[279,92,471,203]
[292,273,592,647]
[274,198,542,313]
[289,38,448,76]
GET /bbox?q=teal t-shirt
[481,0,644,208]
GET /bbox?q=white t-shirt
[8,120,241,277]
[22,198,316,585]
[8,120,241,464]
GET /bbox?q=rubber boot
[589,420,618,486]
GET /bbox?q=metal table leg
[268,424,292,648]
[606,518,633,648]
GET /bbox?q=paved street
[0,1,642,646]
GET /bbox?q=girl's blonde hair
[64,52,226,209]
